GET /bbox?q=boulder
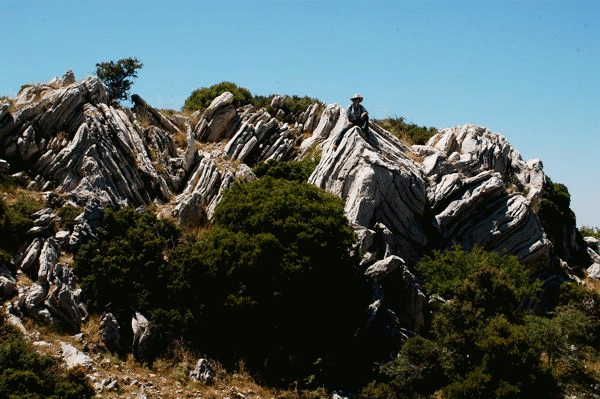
[310,124,428,265]
[45,262,88,329]
[587,263,600,280]
[20,237,43,275]
[584,236,599,252]
[365,255,404,282]
[197,92,240,142]
[0,265,17,299]
[189,358,216,385]
[0,159,9,173]
[60,342,93,369]
[132,311,152,361]
[99,312,121,352]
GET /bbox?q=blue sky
[2,0,599,227]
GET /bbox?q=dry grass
[583,275,600,293]
[172,129,188,149]
[22,312,330,398]
[16,272,34,289]
[1,187,44,205]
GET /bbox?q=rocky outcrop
[1,72,586,355]
[15,235,87,330]
[195,92,240,142]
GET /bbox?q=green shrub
[73,208,180,313]
[363,247,556,398]
[252,156,320,183]
[416,245,536,302]
[183,81,253,112]
[374,117,437,145]
[201,176,362,384]
[270,95,323,115]
[579,225,600,239]
[0,315,94,398]
[1,195,43,253]
[57,204,82,231]
[360,336,448,399]
[0,174,29,194]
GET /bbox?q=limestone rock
[310,124,428,265]
[365,255,404,282]
[20,238,43,275]
[427,170,551,268]
[196,92,240,142]
[0,265,17,299]
[189,358,215,385]
[132,311,152,361]
[587,263,600,280]
[584,236,599,252]
[588,247,600,265]
[100,312,121,352]
[60,342,93,369]
[425,124,545,205]
[45,262,88,329]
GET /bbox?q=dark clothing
[347,103,368,125]
[334,103,369,147]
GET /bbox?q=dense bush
[253,157,320,183]
[204,177,362,381]
[183,81,253,112]
[73,208,181,313]
[373,116,437,145]
[57,204,82,231]
[0,315,94,398]
[416,245,536,302]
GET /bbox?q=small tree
[95,57,143,103]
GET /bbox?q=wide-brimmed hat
[350,93,363,102]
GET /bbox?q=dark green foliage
[72,178,360,384]
[57,205,82,231]
[73,208,180,313]
[206,177,361,380]
[95,57,143,103]
[374,117,437,145]
[252,157,320,183]
[0,315,94,398]
[539,176,575,228]
[361,336,448,399]
[1,195,43,253]
[183,81,252,112]
[416,245,536,301]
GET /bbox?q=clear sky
[2,0,598,227]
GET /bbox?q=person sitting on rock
[334,93,369,148]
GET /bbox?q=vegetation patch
[0,315,95,398]
[374,116,437,145]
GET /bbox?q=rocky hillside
[1,71,598,398]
